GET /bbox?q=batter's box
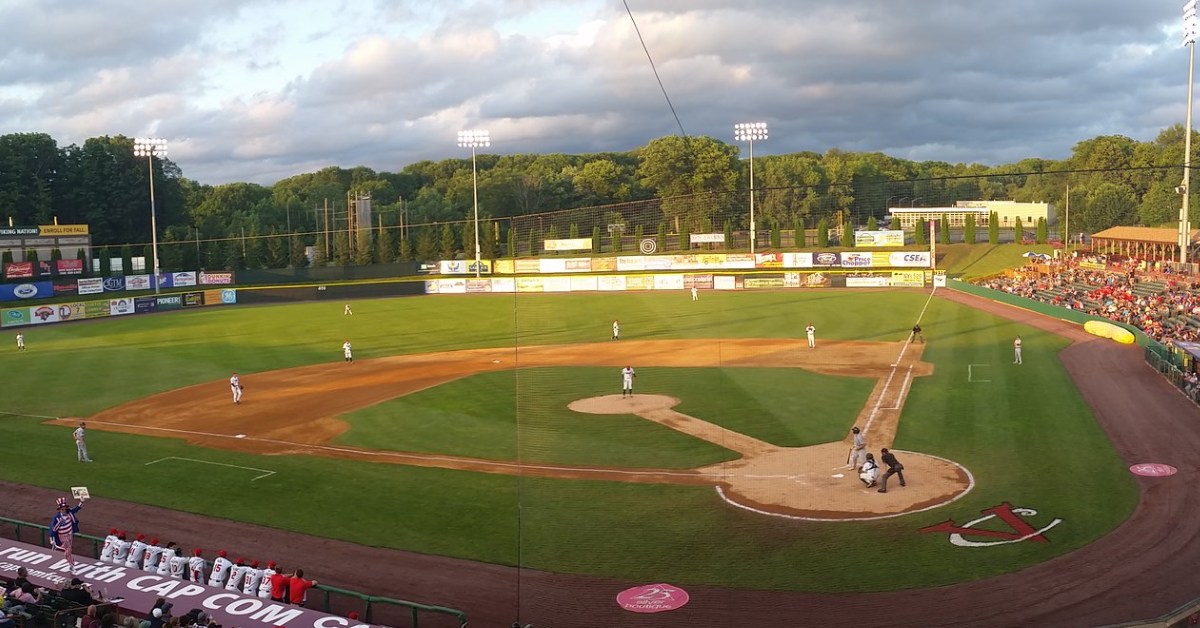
[967,364,991,383]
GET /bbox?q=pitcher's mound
[569,394,680,414]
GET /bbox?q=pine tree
[770,222,782,249]
[866,216,878,231]
[816,218,829,248]
[657,222,667,250]
[939,214,951,245]
[378,227,396,264]
[592,226,601,253]
[964,215,977,244]
[99,248,112,277]
[527,227,539,256]
[289,233,309,268]
[508,227,518,257]
[725,220,734,250]
[333,231,350,265]
[355,231,376,265]
[481,221,497,260]
[679,222,690,250]
[398,236,413,262]
[843,220,855,247]
[120,245,132,275]
[416,228,438,260]
[440,224,457,260]
[1036,217,1048,244]
[266,230,288,268]
[988,212,1000,244]
[793,216,804,248]
[569,223,579,239]
[914,219,927,246]
[1014,216,1026,244]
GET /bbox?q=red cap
[193,548,203,556]
[218,550,227,557]
[109,528,118,535]
[136,533,145,541]
[347,612,359,620]
[118,531,127,539]
[235,558,244,565]
[267,560,277,568]
[250,560,259,568]
[150,538,159,545]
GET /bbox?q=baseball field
[0,284,1143,609]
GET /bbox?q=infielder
[1014,336,1023,365]
[847,426,867,470]
[16,332,25,351]
[806,323,816,349]
[612,319,620,340]
[621,365,636,398]
[344,303,353,315]
[49,497,83,571]
[230,372,243,404]
[343,340,353,363]
[74,421,92,463]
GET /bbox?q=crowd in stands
[975,252,1200,345]
[2,525,324,628]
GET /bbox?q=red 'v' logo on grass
[919,502,1063,547]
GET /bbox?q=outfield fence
[0,516,468,628]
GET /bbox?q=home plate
[831,473,845,478]
[492,359,501,363]
[235,434,246,439]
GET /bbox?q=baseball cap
[150,538,159,545]
[218,550,227,557]
[109,528,118,535]
[193,548,203,556]
[136,533,145,541]
[152,609,162,618]
[267,560,277,568]
[70,578,82,586]
[235,558,244,565]
[250,560,259,568]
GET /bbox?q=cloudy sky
[0,0,1192,185]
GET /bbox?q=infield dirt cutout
[70,338,969,520]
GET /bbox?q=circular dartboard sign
[639,238,657,254]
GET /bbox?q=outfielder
[344,303,353,315]
[691,286,698,301]
[1014,336,1023,365]
[16,332,25,351]
[230,372,243,404]
[806,323,816,349]
[49,497,83,571]
[621,365,636,398]
[74,421,92,463]
[343,340,353,363]
[612,319,620,340]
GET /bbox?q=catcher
[230,372,244,405]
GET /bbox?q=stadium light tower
[133,137,167,293]
[458,129,490,278]
[734,122,768,254]
[1182,0,1199,264]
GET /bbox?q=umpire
[878,448,906,493]
[911,323,923,343]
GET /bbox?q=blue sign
[102,277,126,292]
[220,289,237,304]
[0,281,54,302]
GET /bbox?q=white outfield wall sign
[689,233,725,244]
[544,238,593,252]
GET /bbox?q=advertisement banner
[134,296,158,313]
[492,259,515,275]
[544,276,572,292]
[423,280,439,294]
[569,276,599,291]
[840,252,874,268]
[934,270,948,287]
[847,274,890,287]
[714,275,737,290]
[564,258,592,272]
[4,262,33,279]
[695,254,727,269]
[416,262,439,274]
[654,274,685,290]
[684,273,715,290]
[55,259,84,275]
[812,252,840,267]
[544,238,593,251]
[597,275,626,291]
[625,275,655,290]
[220,289,237,304]
[616,256,646,272]
[540,259,566,273]
[102,277,126,292]
[690,233,725,244]
[437,260,490,275]
[516,277,544,292]
[891,271,926,287]
[182,291,204,307]
[199,271,234,285]
[109,298,135,315]
[37,261,53,276]
[723,254,756,269]
[1079,260,1106,271]
[465,279,492,293]
[590,257,617,272]
[56,302,86,322]
[744,276,786,289]
[754,253,784,268]
[437,279,467,294]
[169,271,197,287]
[800,272,832,288]
[203,289,225,305]
[52,281,78,296]
[888,251,932,267]
[515,259,542,274]
[155,294,183,310]
[83,300,109,319]
[38,224,88,235]
[0,282,53,301]
[29,305,59,324]
[784,272,802,288]
[77,277,104,295]
[124,274,152,291]
[783,252,813,268]
[1,307,30,327]
[643,256,673,271]
[855,230,906,247]
[491,277,516,293]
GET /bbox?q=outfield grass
[0,288,1139,591]
[939,242,1057,280]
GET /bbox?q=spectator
[269,566,289,603]
[59,578,97,606]
[288,569,317,607]
[80,605,101,628]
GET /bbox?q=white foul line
[968,364,991,383]
[863,286,937,434]
[145,456,276,482]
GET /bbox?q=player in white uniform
[142,538,164,572]
[1014,336,1023,364]
[257,561,277,599]
[691,286,698,301]
[241,560,263,595]
[806,323,816,349]
[342,340,353,363]
[188,549,207,583]
[230,372,243,404]
[612,319,620,340]
[621,365,636,398]
[74,422,92,463]
[208,550,233,588]
[15,332,25,351]
[343,303,353,315]
[156,543,177,576]
[226,559,247,591]
[111,532,131,565]
[125,534,148,569]
[168,548,188,579]
[99,528,119,562]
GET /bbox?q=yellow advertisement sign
[591,257,617,272]
[625,275,655,290]
[493,259,514,275]
[891,271,925,287]
[39,224,90,236]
